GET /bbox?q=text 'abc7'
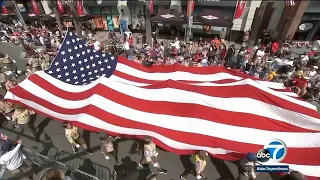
[256,139,288,163]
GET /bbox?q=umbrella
[151,9,186,24]
[196,9,232,27]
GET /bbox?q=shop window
[111,7,119,15]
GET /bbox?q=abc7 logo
[256,139,287,162]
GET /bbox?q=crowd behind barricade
[0,22,317,180]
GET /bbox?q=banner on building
[40,0,52,15]
[186,0,195,17]
[234,0,247,19]
[31,0,41,15]
[2,6,8,14]
[149,0,154,15]
[56,0,64,14]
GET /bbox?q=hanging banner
[40,0,52,15]
[234,0,247,19]
[2,6,8,14]
[56,0,64,14]
[149,0,154,15]
[76,0,84,16]
[31,0,41,16]
[186,0,195,17]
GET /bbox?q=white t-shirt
[39,36,45,45]
[256,50,265,57]
[123,41,130,50]
[93,41,101,51]
[273,58,283,66]
[283,60,293,66]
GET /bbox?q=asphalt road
[0,42,279,180]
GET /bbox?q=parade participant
[220,28,226,41]
[11,107,38,140]
[25,64,34,77]
[39,50,52,70]
[0,139,35,179]
[139,136,168,174]
[5,80,18,91]
[0,99,15,121]
[0,69,8,89]
[180,150,208,180]
[0,53,19,77]
[224,44,235,67]
[237,152,259,180]
[99,132,120,163]
[61,122,92,154]
[28,56,41,72]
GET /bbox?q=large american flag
[5,32,320,178]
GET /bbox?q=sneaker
[105,155,110,160]
[180,175,187,180]
[138,163,143,168]
[196,175,202,179]
[5,116,11,120]
[158,168,168,174]
[72,147,78,153]
[85,150,92,154]
[14,125,20,129]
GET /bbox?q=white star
[83,82,87,85]
[80,67,84,71]
[87,49,91,53]
[89,77,94,80]
[56,68,61,72]
[81,51,85,55]
[74,76,78,80]
[110,56,115,60]
[72,39,76,43]
[95,55,100,58]
[71,63,76,67]
[68,48,72,52]
[61,51,65,55]
[69,32,73,36]
[48,71,53,74]
[88,72,92,75]
[107,65,111,69]
[66,41,70,45]
[63,66,68,70]
[72,70,77,74]
[78,61,83,65]
[93,50,97,53]
[66,78,71,82]
[54,62,59,66]
[82,79,87,82]
[63,58,67,62]
[75,81,79,84]
[86,65,90,69]
[101,74,106,76]
[74,46,78,50]
[57,74,62,78]
[94,70,98,73]
[65,72,70,76]
[90,56,94,60]
[76,38,80,41]
[104,59,109,63]
[92,63,96,67]
[96,75,100,78]
[84,58,88,62]
[81,74,86,77]
[76,54,80,57]
[98,61,102,65]
[100,68,105,71]
[102,54,106,57]
[69,56,74,60]
[79,44,83,48]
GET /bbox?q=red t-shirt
[293,77,308,88]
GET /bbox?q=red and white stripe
[5,56,320,178]
[285,0,295,6]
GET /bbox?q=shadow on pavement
[179,155,194,176]
[82,129,91,149]
[36,117,51,138]
[210,156,236,180]
[57,150,111,180]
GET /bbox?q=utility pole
[12,0,28,31]
[61,0,82,38]
[145,2,152,46]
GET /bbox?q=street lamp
[61,0,82,38]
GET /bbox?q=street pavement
[0,41,305,180]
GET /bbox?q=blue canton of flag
[45,31,118,85]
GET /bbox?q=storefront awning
[62,15,94,22]
[151,9,186,24]
[195,9,232,27]
[0,14,16,21]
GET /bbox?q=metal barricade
[21,148,100,180]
